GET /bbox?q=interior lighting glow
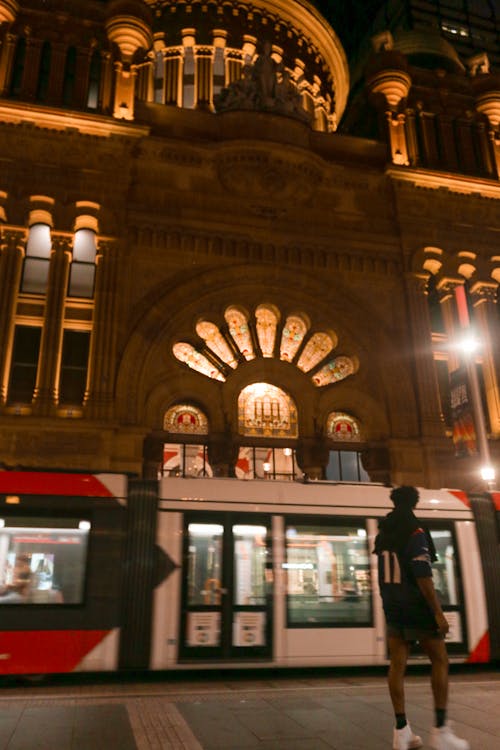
[78,521,91,531]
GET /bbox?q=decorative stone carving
[216,149,323,203]
[214,42,312,126]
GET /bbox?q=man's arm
[416,576,450,636]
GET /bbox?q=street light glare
[460,336,480,355]
[480,466,495,482]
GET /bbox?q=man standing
[374,486,470,750]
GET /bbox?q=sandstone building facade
[0,0,499,490]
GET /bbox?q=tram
[0,472,498,674]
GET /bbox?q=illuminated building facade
[0,0,499,489]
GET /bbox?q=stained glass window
[255,305,279,358]
[326,412,361,442]
[238,383,298,437]
[312,356,356,387]
[164,404,209,434]
[280,314,308,362]
[173,342,225,381]
[196,321,237,368]
[297,332,336,372]
[225,307,255,360]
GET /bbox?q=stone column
[46,42,66,104]
[436,278,463,373]
[469,281,500,436]
[404,108,419,167]
[22,37,42,100]
[296,436,329,480]
[195,46,213,110]
[0,228,26,405]
[85,240,119,420]
[405,273,445,436]
[73,47,92,108]
[0,32,16,96]
[33,235,71,416]
[208,431,238,477]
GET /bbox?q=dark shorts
[387,622,444,643]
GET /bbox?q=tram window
[427,528,460,606]
[186,523,223,607]
[160,443,212,477]
[285,522,372,626]
[233,524,268,606]
[0,517,90,605]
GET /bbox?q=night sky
[309,0,388,56]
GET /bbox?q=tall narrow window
[183,47,195,108]
[8,326,41,403]
[9,37,26,97]
[68,228,96,298]
[213,46,225,99]
[58,330,90,404]
[154,50,164,103]
[21,224,52,294]
[62,47,77,107]
[87,51,101,110]
[36,41,51,102]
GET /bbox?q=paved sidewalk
[0,670,498,749]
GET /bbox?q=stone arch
[115,262,418,441]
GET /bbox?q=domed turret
[105,0,153,64]
[105,0,153,120]
[391,29,465,75]
[366,33,411,110]
[0,0,19,24]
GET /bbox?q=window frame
[284,514,374,629]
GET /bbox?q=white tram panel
[155,479,477,669]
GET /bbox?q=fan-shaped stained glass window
[172,304,357,388]
[280,314,308,362]
[238,383,298,437]
[225,307,255,360]
[297,332,337,373]
[196,321,238,368]
[173,342,225,381]
[164,404,209,434]
[312,356,356,387]
[326,412,361,442]
[256,305,279,358]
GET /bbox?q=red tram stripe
[0,472,114,497]
[0,630,111,674]
[490,493,500,511]
[466,631,490,664]
[449,490,471,508]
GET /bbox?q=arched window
[280,314,308,362]
[62,47,77,107]
[196,321,238,368]
[255,304,279,358]
[87,51,101,110]
[9,37,26,96]
[173,342,225,381]
[238,383,298,438]
[225,307,255,360]
[161,404,211,478]
[297,332,336,372]
[36,41,51,102]
[163,404,208,434]
[326,412,362,442]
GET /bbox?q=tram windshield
[285,522,372,626]
[0,517,90,605]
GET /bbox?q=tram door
[179,513,273,661]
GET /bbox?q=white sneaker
[429,723,470,750]
[393,723,423,750]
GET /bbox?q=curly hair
[389,485,419,508]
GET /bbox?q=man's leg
[419,636,448,722]
[388,634,410,716]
